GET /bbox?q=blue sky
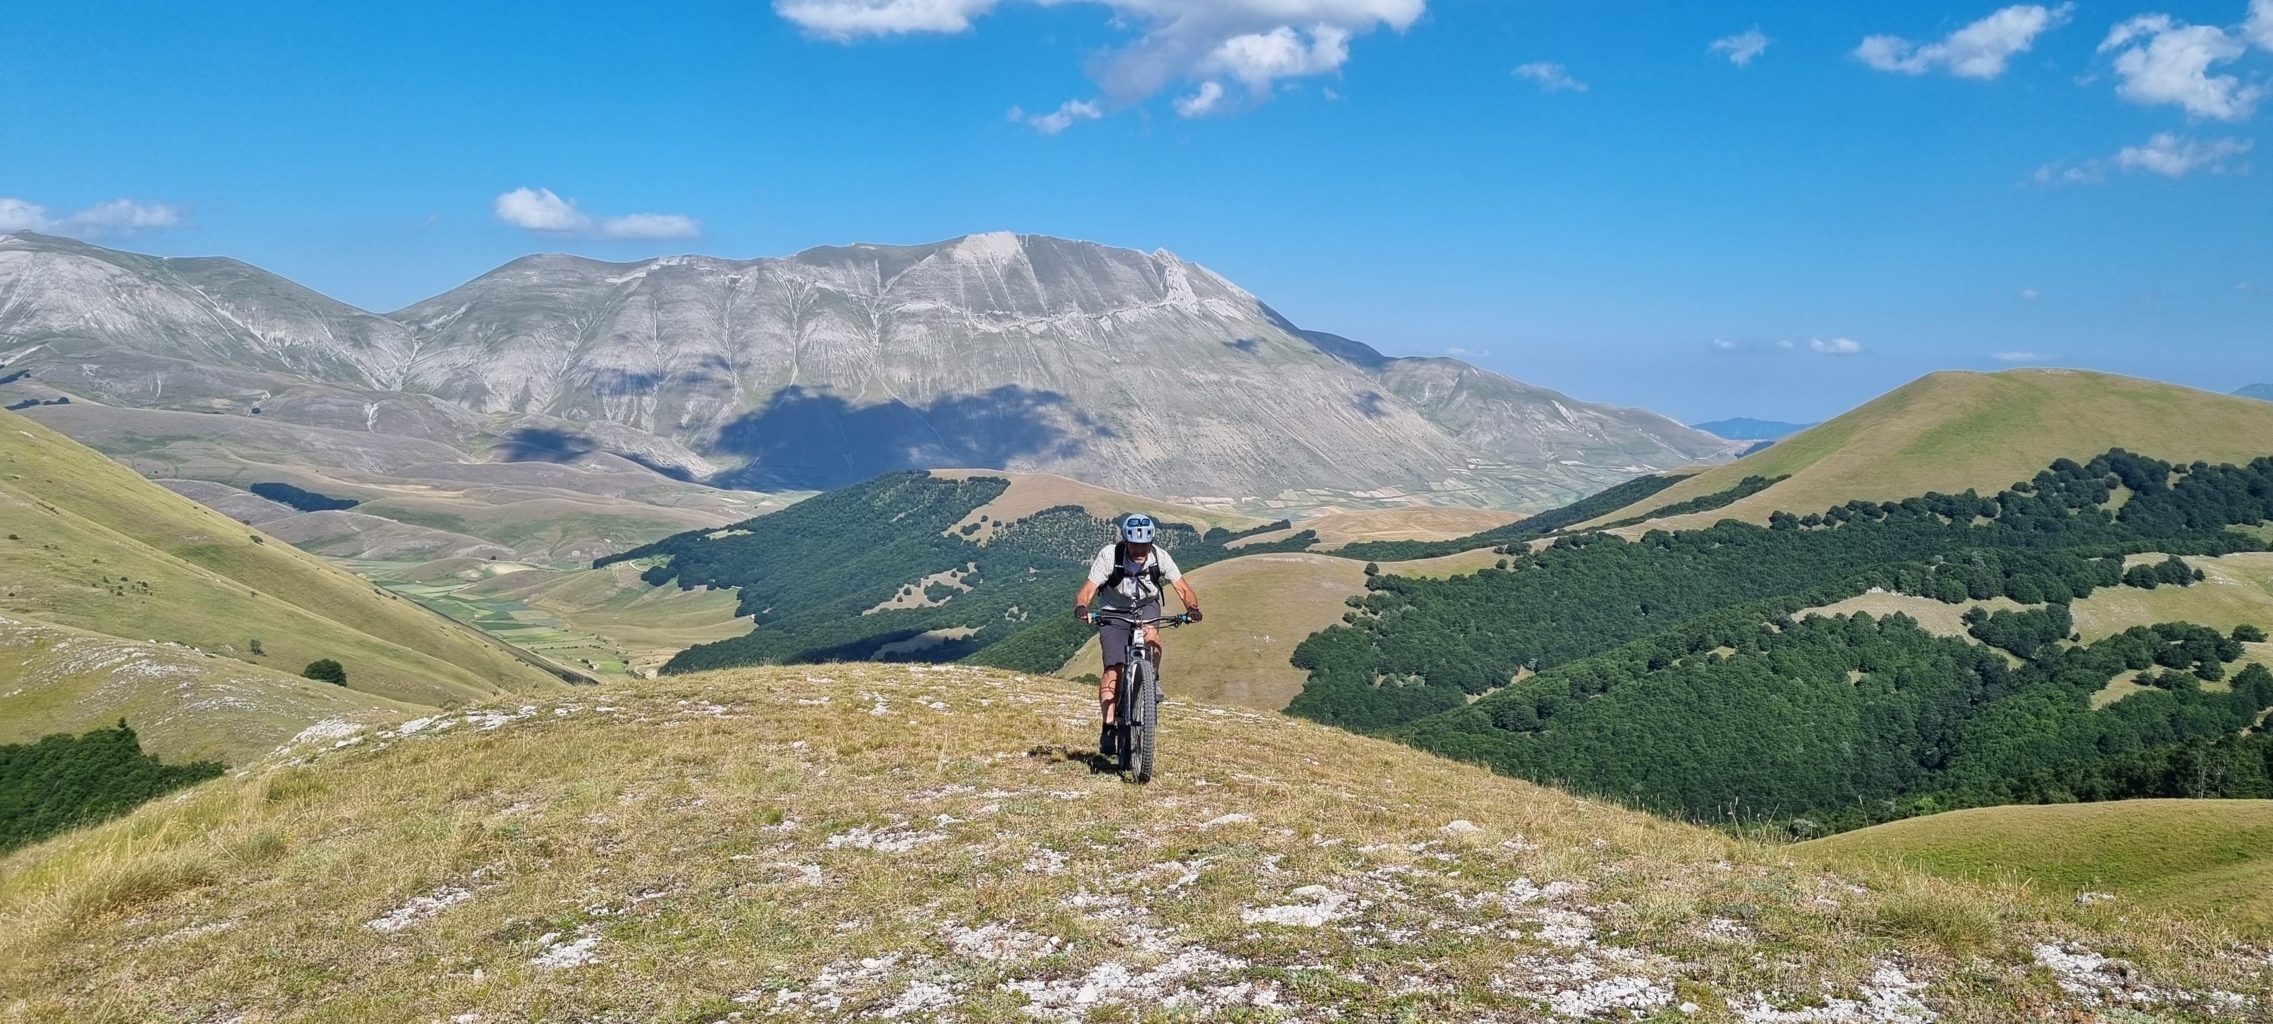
[3,0,2269,424]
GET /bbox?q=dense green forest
[1,722,223,852]
[600,472,1308,671]
[1287,449,2273,831]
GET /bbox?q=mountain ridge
[0,230,1740,510]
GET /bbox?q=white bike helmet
[1120,513,1156,544]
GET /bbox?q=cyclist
[1074,513,1201,757]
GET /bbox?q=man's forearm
[1174,581,1199,609]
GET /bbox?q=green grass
[4,665,2264,1021]
[1798,800,2273,934]
[1583,368,2273,531]
[0,410,562,755]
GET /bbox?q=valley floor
[4,666,2268,1022]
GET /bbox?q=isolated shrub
[303,659,347,685]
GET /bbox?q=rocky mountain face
[0,231,1738,509]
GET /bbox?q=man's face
[1127,541,1153,558]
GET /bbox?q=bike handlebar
[1087,611,1192,627]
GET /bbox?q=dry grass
[935,470,1272,542]
[3,665,2264,1022]
[1584,369,2273,531]
[1230,507,1525,549]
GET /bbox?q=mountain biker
[1074,513,1201,757]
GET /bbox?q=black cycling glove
[1184,608,1203,623]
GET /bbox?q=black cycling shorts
[1099,602,1162,668]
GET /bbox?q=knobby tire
[1134,661,1159,783]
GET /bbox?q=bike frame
[1092,611,1186,782]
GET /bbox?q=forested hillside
[1288,449,2273,832]
[599,472,1310,671]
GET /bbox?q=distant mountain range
[2241,384,2273,401]
[1691,417,1817,440]
[0,231,1741,510]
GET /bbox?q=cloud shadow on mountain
[711,385,1090,490]
[498,427,595,463]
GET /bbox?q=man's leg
[1098,664,1122,724]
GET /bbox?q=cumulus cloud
[1808,337,1864,355]
[1710,28,1771,67]
[493,188,700,239]
[1993,350,2050,362]
[1009,99,1104,133]
[2250,0,2273,50]
[1857,3,2072,79]
[779,0,1425,118]
[0,197,184,237]
[2034,132,2253,182]
[1710,339,1739,351]
[2098,13,2261,121]
[2021,287,2042,299]
[1513,62,1588,92]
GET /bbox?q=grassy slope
[0,615,423,765]
[1583,369,2273,531]
[0,409,560,711]
[470,562,754,676]
[3,666,2258,1022]
[1229,506,1525,549]
[935,469,1271,542]
[1799,800,2273,932]
[1058,547,1513,712]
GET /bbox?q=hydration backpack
[1101,542,1166,595]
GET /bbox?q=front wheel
[1130,659,1159,783]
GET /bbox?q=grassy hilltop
[1583,369,2273,531]
[5,665,2267,1021]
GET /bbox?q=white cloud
[1808,337,1864,355]
[2035,132,2253,183]
[2098,14,2261,121]
[1443,346,1489,357]
[1513,62,1587,92]
[599,213,703,239]
[1993,350,2049,362]
[2250,0,2273,51]
[773,0,996,36]
[1856,3,2072,79]
[1710,27,1771,67]
[1711,338,1739,351]
[494,187,700,239]
[0,197,184,237]
[2116,131,2253,175]
[2020,287,2042,299]
[494,187,591,232]
[1011,99,1105,132]
[1173,82,1227,117]
[777,0,1425,114]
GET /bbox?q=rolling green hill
[0,409,564,760]
[1798,800,2273,934]
[3,665,2263,1019]
[1583,369,2273,531]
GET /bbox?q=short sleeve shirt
[1087,543,1182,610]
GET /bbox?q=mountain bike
[1091,610,1190,783]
